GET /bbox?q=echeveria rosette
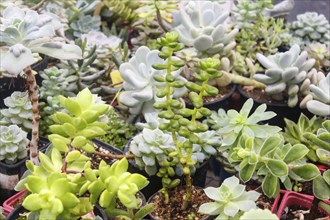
[0,125,28,164]
[199,176,260,220]
[0,91,33,131]
[118,46,187,115]
[306,73,330,116]
[255,44,315,107]
[129,128,176,176]
[207,98,281,151]
[172,1,238,55]
[0,6,82,76]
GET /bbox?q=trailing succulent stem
[153,32,221,210]
[25,66,40,165]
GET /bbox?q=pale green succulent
[0,125,29,164]
[306,73,330,116]
[129,128,176,176]
[118,46,187,115]
[239,209,279,220]
[289,12,330,46]
[0,91,33,131]
[172,1,238,55]
[255,44,316,107]
[313,169,330,201]
[198,176,260,220]
[282,113,324,163]
[0,6,82,76]
[206,98,281,151]
[69,14,101,38]
[306,43,330,71]
[230,134,320,198]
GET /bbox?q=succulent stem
[25,66,40,165]
[182,174,192,210]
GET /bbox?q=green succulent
[306,43,330,71]
[98,107,137,150]
[103,0,141,26]
[69,14,101,38]
[0,125,29,164]
[206,98,281,151]
[282,113,324,163]
[0,91,33,131]
[172,1,238,55]
[289,12,330,46]
[0,206,5,220]
[230,134,320,198]
[303,120,330,165]
[255,44,316,107]
[313,169,330,201]
[48,88,109,154]
[198,176,260,220]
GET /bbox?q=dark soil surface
[89,144,120,169]
[280,205,329,220]
[240,85,289,105]
[149,186,211,220]
[256,194,275,211]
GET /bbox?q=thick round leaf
[239,163,256,182]
[291,164,321,181]
[262,175,278,198]
[284,144,309,163]
[266,159,288,177]
[313,175,330,200]
[260,136,282,156]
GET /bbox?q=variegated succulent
[0,92,33,131]
[172,0,238,55]
[255,44,316,107]
[0,125,29,164]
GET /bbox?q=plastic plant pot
[2,189,27,216]
[271,190,287,214]
[277,190,330,218]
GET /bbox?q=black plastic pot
[5,204,107,220]
[186,84,236,112]
[124,140,210,199]
[0,137,49,204]
[0,77,26,109]
[237,85,313,128]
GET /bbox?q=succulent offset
[172,1,238,55]
[0,91,33,131]
[198,176,260,219]
[306,73,330,116]
[118,46,187,115]
[0,125,29,164]
[255,44,316,107]
[289,12,330,46]
[0,6,82,76]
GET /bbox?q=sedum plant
[198,176,260,220]
[48,88,109,154]
[118,45,187,116]
[306,73,330,116]
[289,12,330,47]
[0,125,29,164]
[172,1,238,55]
[0,91,33,131]
[254,44,315,107]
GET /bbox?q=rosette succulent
[255,44,316,107]
[289,12,330,46]
[306,73,330,116]
[0,125,29,164]
[69,14,101,38]
[198,176,260,220]
[118,46,187,115]
[306,43,330,71]
[0,91,33,131]
[0,6,82,76]
[172,1,238,55]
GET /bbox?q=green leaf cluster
[48,88,109,153]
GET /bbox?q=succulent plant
[97,107,137,150]
[289,12,330,46]
[0,125,29,164]
[198,176,260,219]
[313,169,330,201]
[103,0,141,26]
[254,44,316,107]
[206,98,281,151]
[0,206,5,220]
[0,6,82,76]
[239,209,279,220]
[48,88,110,154]
[303,120,330,165]
[70,15,101,38]
[306,43,330,71]
[0,91,33,131]
[230,134,320,198]
[118,45,187,115]
[306,73,330,116]
[172,0,238,55]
